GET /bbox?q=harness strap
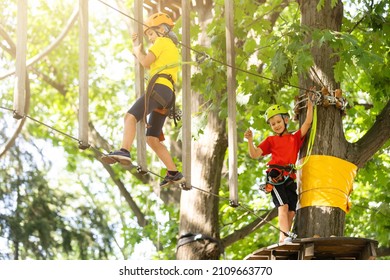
[268,164,295,172]
[266,164,296,186]
[144,73,177,128]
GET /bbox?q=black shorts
[271,177,298,212]
[128,84,174,138]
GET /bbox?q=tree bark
[295,0,346,238]
[221,208,278,248]
[294,0,389,240]
[347,99,390,168]
[176,0,227,260]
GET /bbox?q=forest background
[0,0,389,260]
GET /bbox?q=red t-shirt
[258,130,304,178]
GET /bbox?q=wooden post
[182,0,191,186]
[78,0,89,149]
[13,0,28,120]
[134,0,147,169]
[225,0,238,206]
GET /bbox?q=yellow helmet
[265,104,289,122]
[144,12,174,34]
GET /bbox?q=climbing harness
[259,164,295,194]
[144,72,180,129]
[142,54,207,131]
[137,163,298,240]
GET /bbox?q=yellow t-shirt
[148,37,179,90]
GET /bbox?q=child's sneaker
[160,172,185,187]
[102,149,131,166]
[283,237,293,243]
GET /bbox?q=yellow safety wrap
[297,155,357,213]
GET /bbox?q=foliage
[0,135,115,259]
[0,0,389,260]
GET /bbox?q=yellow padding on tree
[297,155,357,213]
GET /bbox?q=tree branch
[90,148,148,227]
[377,246,390,258]
[0,7,78,80]
[0,72,30,158]
[0,23,15,52]
[347,99,390,168]
[221,208,277,248]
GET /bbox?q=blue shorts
[271,177,298,212]
[128,84,173,138]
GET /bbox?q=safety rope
[294,103,317,170]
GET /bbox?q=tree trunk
[176,0,227,260]
[176,108,227,259]
[295,0,347,238]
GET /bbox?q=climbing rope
[294,102,318,170]
[292,87,347,170]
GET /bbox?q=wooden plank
[225,0,238,206]
[244,237,378,260]
[245,243,301,260]
[78,0,89,149]
[300,242,314,260]
[270,250,276,260]
[360,242,377,260]
[181,0,191,186]
[134,0,147,169]
[13,0,28,119]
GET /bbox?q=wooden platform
[244,237,378,260]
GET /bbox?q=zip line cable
[0,105,104,156]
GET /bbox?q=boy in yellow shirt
[102,13,184,187]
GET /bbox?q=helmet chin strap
[278,116,288,136]
[153,25,178,45]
